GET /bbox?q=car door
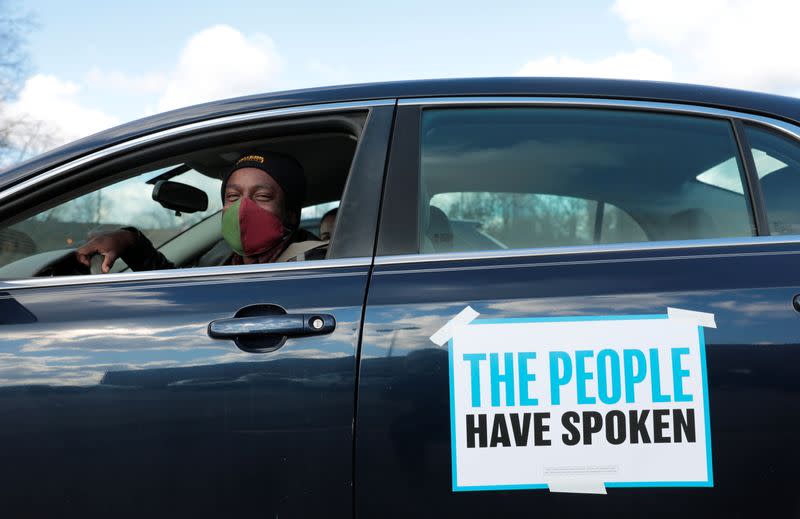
[356,99,800,518]
[0,100,394,518]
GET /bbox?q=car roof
[4,77,800,187]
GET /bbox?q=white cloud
[612,0,800,94]
[6,74,120,150]
[156,25,283,112]
[515,0,800,96]
[3,24,285,162]
[516,49,674,81]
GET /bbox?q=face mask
[221,197,285,257]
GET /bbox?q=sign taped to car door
[432,307,715,494]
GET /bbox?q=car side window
[743,124,800,235]
[0,114,366,279]
[418,108,755,253]
[0,166,222,270]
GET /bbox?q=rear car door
[0,100,394,518]
[356,98,800,517]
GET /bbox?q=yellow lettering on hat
[237,155,265,164]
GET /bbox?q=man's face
[223,168,286,223]
[319,213,336,241]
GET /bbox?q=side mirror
[152,180,208,215]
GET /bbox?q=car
[1,77,800,518]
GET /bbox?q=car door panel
[0,264,366,518]
[355,99,800,517]
[356,244,800,517]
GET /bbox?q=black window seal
[375,105,421,256]
[732,118,770,236]
[328,104,396,259]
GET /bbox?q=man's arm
[75,227,175,272]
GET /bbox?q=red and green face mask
[221,197,286,257]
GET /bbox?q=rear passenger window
[743,124,800,235]
[419,108,755,253]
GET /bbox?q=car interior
[0,111,365,279]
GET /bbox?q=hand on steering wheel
[89,254,106,275]
[75,229,137,274]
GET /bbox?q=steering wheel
[34,251,106,277]
[89,254,105,275]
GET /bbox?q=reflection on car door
[0,267,363,517]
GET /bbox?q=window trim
[376,105,421,256]
[732,119,770,235]
[377,96,800,259]
[373,235,800,266]
[0,256,373,290]
[0,99,394,205]
[397,97,800,141]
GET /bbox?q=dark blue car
[1,77,799,517]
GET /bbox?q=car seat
[667,208,717,240]
[426,206,454,253]
[760,166,800,234]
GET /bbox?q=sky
[6,0,800,156]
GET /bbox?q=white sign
[436,307,715,494]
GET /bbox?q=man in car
[76,151,325,272]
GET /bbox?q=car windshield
[0,165,222,269]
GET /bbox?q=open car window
[0,166,222,270]
[0,110,368,279]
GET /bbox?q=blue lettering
[671,347,693,402]
[462,353,486,407]
[490,352,516,406]
[623,349,646,403]
[549,351,573,405]
[575,350,596,404]
[596,349,622,404]
[649,348,671,403]
[518,352,538,406]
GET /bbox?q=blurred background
[1,0,798,167]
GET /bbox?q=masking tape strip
[546,478,607,495]
[667,307,717,329]
[430,306,480,346]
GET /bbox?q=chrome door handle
[207,314,336,339]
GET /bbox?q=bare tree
[0,1,52,166]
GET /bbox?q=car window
[418,108,755,253]
[0,166,222,269]
[743,124,800,235]
[0,115,368,279]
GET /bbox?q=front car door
[0,100,394,518]
[357,98,800,517]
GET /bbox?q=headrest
[427,206,453,252]
[760,166,800,234]
[668,208,716,240]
